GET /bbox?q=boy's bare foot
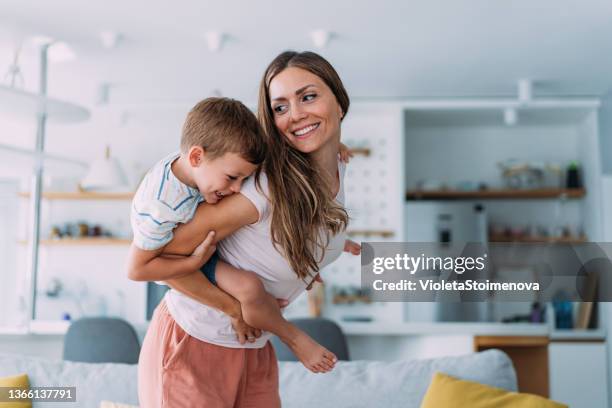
[288,332,337,373]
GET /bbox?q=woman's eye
[303,93,317,102]
[227,175,238,181]
[273,104,288,114]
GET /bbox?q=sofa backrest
[278,349,517,408]
[0,349,515,408]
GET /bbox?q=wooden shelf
[19,238,131,246]
[406,188,586,200]
[489,234,588,244]
[18,191,134,200]
[347,230,395,238]
[332,295,371,305]
[348,147,371,157]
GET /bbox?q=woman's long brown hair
[257,51,350,281]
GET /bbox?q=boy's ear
[188,146,206,167]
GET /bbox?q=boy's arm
[127,231,216,281]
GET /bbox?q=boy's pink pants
[138,300,281,408]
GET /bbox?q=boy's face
[189,148,258,204]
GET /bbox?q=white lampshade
[80,146,127,191]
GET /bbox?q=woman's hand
[338,142,354,163]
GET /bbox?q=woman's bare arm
[160,193,261,342]
[163,193,258,256]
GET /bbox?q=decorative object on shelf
[552,297,574,330]
[530,302,546,323]
[48,221,114,239]
[44,277,63,298]
[498,159,546,189]
[437,214,453,243]
[80,146,128,191]
[488,223,587,243]
[346,229,394,238]
[498,159,568,190]
[332,286,371,305]
[307,281,325,317]
[566,161,582,189]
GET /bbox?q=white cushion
[0,354,137,407]
[0,349,515,408]
[278,349,517,408]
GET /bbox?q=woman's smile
[292,122,320,139]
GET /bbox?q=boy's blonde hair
[181,97,266,165]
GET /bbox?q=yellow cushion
[100,401,138,408]
[0,373,31,408]
[420,372,567,408]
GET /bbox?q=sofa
[0,349,516,407]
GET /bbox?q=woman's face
[268,67,343,154]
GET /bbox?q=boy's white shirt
[130,151,204,251]
[165,159,347,348]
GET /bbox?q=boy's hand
[190,231,216,267]
[338,142,354,163]
[344,239,361,255]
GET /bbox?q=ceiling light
[80,146,128,191]
[99,31,123,49]
[28,36,76,62]
[48,42,76,62]
[205,31,225,52]
[310,29,333,48]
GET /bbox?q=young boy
[127,97,351,373]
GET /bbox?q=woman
[138,51,358,407]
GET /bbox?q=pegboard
[285,106,406,324]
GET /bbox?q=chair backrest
[271,318,350,361]
[63,317,141,364]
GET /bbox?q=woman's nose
[290,103,307,122]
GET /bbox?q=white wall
[598,92,612,175]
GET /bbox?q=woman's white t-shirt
[164,160,347,348]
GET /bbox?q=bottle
[566,161,582,189]
[437,214,452,243]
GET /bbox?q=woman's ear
[188,146,206,167]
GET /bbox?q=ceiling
[1,0,612,106]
